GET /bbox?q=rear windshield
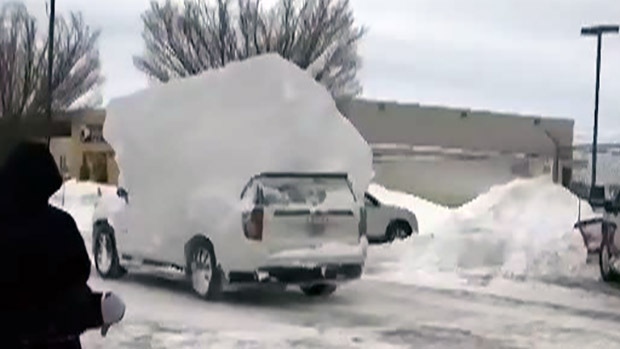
[257,176,355,207]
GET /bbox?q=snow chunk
[103,54,373,246]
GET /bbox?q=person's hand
[100,292,126,337]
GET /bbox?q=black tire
[187,238,222,301]
[300,284,337,297]
[93,222,124,279]
[600,236,620,283]
[385,221,413,242]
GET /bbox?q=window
[257,176,355,207]
[79,124,105,143]
[59,155,68,172]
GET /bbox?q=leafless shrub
[0,2,103,119]
[134,0,366,100]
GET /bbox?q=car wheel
[93,223,124,279]
[187,239,222,300]
[300,284,337,297]
[600,237,620,283]
[385,221,413,242]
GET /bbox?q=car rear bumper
[227,263,363,285]
[218,237,368,279]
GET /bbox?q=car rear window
[257,176,355,207]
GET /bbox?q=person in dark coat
[0,141,106,348]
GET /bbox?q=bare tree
[134,0,366,100]
[0,2,103,119]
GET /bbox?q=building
[50,109,118,184]
[340,99,575,205]
[49,99,575,205]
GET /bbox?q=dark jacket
[0,141,102,346]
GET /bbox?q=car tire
[385,220,413,242]
[187,238,222,301]
[600,236,620,283]
[300,284,337,297]
[93,222,125,279]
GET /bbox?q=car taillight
[243,207,264,241]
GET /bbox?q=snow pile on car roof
[103,54,372,236]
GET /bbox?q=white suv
[92,172,368,299]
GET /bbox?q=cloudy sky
[19,0,620,142]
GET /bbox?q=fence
[567,143,620,201]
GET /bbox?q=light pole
[580,24,619,197]
[47,0,56,147]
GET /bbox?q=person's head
[0,140,62,211]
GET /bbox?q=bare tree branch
[134,0,366,100]
[0,1,103,119]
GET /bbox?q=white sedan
[363,192,418,243]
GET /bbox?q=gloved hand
[100,292,126,337]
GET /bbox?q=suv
[92,172,368,299]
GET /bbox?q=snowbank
[104,54,372,248]
[49,180,116,261]
[50,179,116,233]
[367,176,597,284]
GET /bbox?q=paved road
[82,268,620,349]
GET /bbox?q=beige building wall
[373,155,553,206]
[340,99,574,205]
[49,137,72,178]
[341,99,574,157]
[50,109,118,185]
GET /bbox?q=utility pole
[580,24,619,198]
[46,0,56,148]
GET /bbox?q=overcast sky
[18,0,620,142]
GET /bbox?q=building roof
[342,99,574,158]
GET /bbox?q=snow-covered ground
[51,177,620,348]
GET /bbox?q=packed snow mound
[104,54,373,240]
[367,176,596,284]
[450,176,595,278]
[49,180,116,262]
[49,179,116,233]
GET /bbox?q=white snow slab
[103,54,373,245]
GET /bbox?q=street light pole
[580,25,619,196]
[46,0,56,148]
